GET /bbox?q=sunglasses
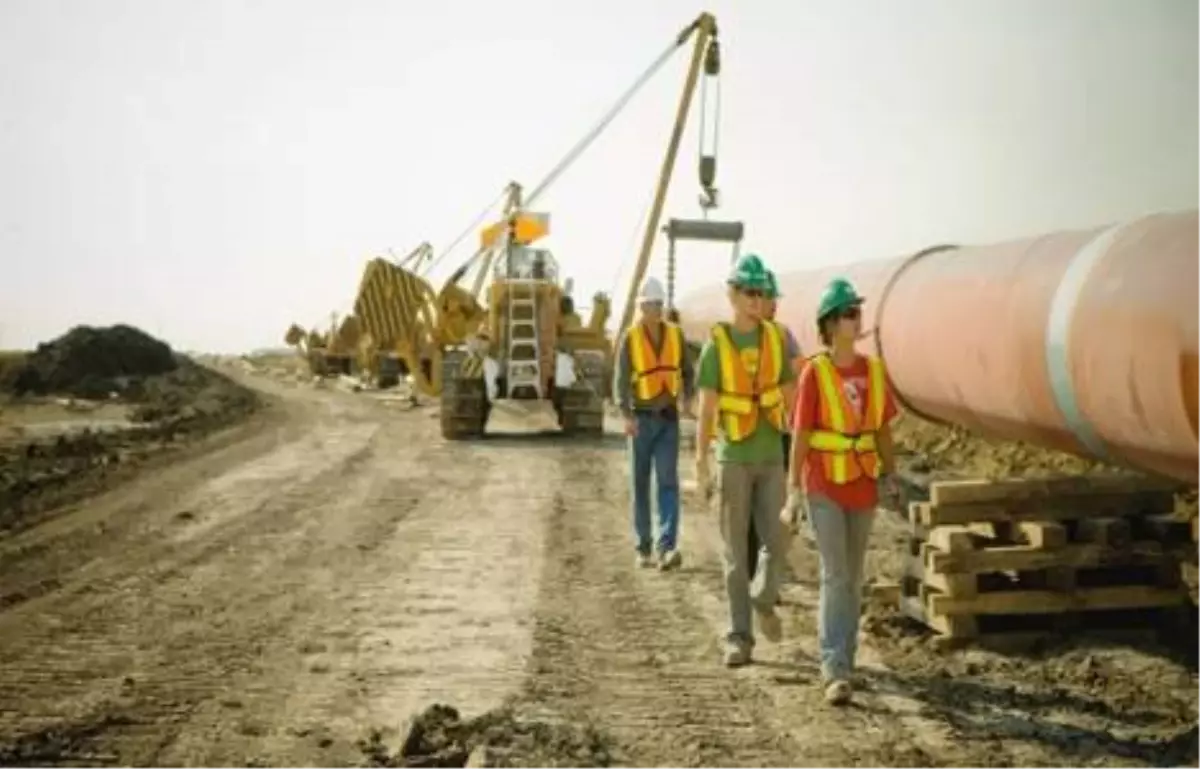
[739,288,766,299]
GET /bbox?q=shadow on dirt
[871,666,1198,766]
[0,711,137,766]
[358,703,613,768]
[861,605,1199,767]
[475,431,625,452]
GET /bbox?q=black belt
[634,406,679,422]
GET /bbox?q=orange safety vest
[712,321,787,442]
[628,321,684,401]
[807,353,887,484]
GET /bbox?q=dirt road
[0,370,1194,767]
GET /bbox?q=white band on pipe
[1045,223,1126,459]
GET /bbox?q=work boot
[754,605,783,643]
[635,553,655,569]
[658,549,683,571]
[824,679,852,706]
[723,640,751,668]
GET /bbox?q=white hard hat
[638,277,666,304]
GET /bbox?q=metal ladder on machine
[505,279,543,399]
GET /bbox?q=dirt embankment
[0,325,260,534]
[890,413,1132,480]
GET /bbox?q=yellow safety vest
[713,321,787,442]
[628,322,683,401]
[807,353,887,484]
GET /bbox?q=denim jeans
[719,461,786,647]
[806,492,875,681]
[629,410,680,555]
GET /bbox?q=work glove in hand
[779,487,806,535]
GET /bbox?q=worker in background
[747,269,804,581]
[615,277,695,571]
[782,277,899,706]
[696,254,797,667]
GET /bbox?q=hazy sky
[1,0,1196,352]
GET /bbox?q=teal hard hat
[764,270,781,300]
[816,277,864,321]
[727,253,771,292]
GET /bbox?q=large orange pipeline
[677,210,1199,483]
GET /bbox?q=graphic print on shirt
[842,375,867,422]
[740,348,760,378]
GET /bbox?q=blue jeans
[629,411,680,555]
[807,493,875,681]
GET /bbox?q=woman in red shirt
[782,277,899,706]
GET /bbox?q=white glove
[780,487,806,533]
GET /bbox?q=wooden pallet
[894,476,1194,644]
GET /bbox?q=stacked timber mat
[886,474,1198,648]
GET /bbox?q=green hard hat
[727,253,771,292]
[764,270,781,300]
[816,277,864,320]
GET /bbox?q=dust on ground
[0,325,260,535]
[0,349,1195,767]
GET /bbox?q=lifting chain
[664,34,721,312]
[667,232,677,311]
[697,37,722,215]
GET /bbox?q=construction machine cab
[497,245,559,283]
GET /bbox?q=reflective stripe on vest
[713,321,787,443]
[629,322,683,401]
[808,354,887,484]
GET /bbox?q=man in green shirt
[696,254,798,667]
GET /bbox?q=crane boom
[439,13,719,299]
[614,12,719,352]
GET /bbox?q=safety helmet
[726,253,771,292]
[638,276,667,304]
[764,270,781,300]
[816,277,864,322]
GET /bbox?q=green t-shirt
[697,323,797,464]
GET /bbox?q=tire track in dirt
[0,396,387,765]
[0,384,560,766]
[519,440,802,767]
[202,435,556,767]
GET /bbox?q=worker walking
[782,277,899,705]
[615,277,695,571]
[696,254,797,667]
[747,269,803,581]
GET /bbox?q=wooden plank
[1016,521,1067,549]
[927,541,1167,574]
[929,475,1184,506]
[920,491,1176,525]
[904,550,977,597]
[1133,514,1193,542]
[928,525,975,554]
[1076,517,1132,547]
[900,595,978,638]
[928,585,1186,617]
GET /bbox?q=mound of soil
[359,704,613,768]
[0,326,261,535]
[2,325,177,400]
[891,413,1130,480]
